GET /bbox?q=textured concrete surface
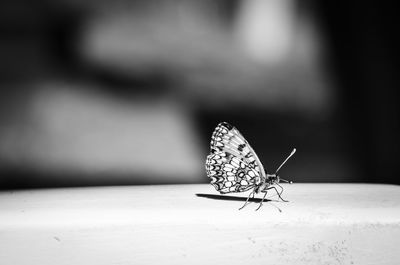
[1,184,399,264]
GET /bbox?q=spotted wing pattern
[205,151,260,193]
[205,122,266,194]
[209,122,265,176]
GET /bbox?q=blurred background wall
[0,0,399,189]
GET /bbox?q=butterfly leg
[239,191,255,210]
[255,190,268,211]
[273,186,289,202]
[275,183,287,201]
[263,186,289,202]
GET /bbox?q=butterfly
[205,122,296,210]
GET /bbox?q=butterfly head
[266,173,279,184]
[254,173,288,193]
[266,148,296,186]
[266,173,293,185]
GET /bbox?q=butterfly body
[205,122,294,210]
[253,174,279,193]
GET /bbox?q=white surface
[1,184,399,264]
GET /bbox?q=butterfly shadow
[195,193,275,203]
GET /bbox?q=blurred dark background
[0,0,399,189]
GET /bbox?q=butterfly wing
[210,122,266,176]
[205,122,266,194]
[205,151,259,193]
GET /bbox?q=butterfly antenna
[280,178,293,184]
[275,148,296,174]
